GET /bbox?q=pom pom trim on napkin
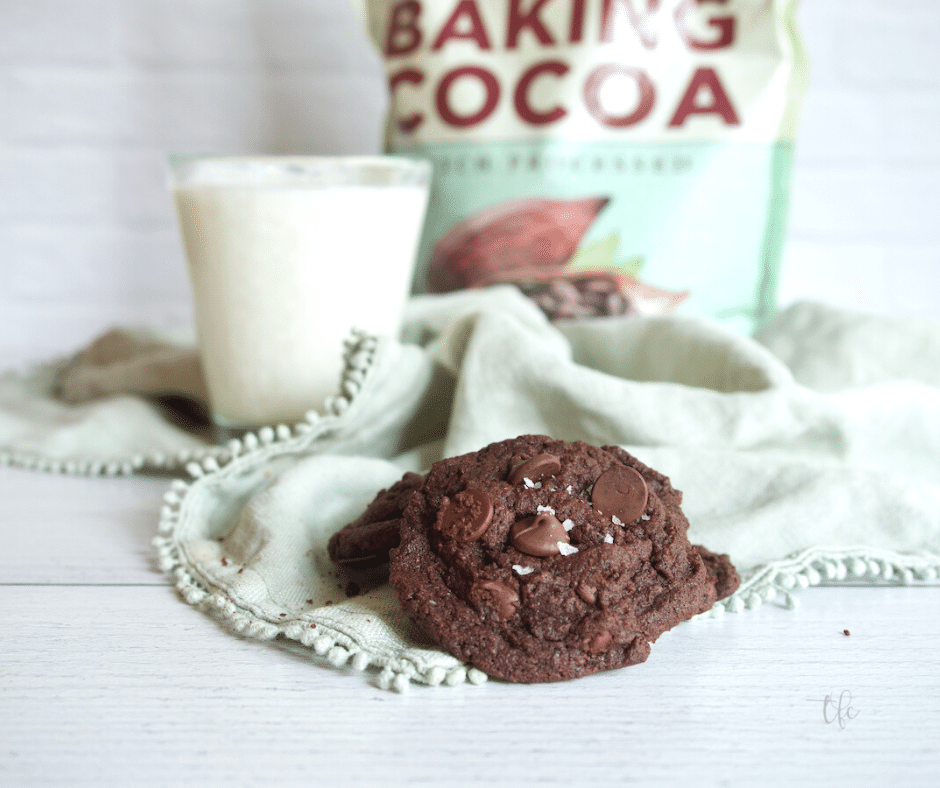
[0,357,224,476]
[0,330,380,477]
[695,546,940,618]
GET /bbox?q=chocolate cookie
[387,435,738,683]
[694,544,741,601]
[327,471,424,569]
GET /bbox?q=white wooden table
[2,462,938,787]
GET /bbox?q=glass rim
[167,154,431,189]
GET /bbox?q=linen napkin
[4,287,939,688]
[155,290,940,689]
[0,327,219,475]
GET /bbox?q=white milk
[171,157,430,426]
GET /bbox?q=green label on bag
[399,138,794,331]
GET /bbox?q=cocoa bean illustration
[427,196,609,293]
[475,265,688,321]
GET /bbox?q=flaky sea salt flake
[604,534,614,544]
[537,505,556,515]
[524,478,542,489]
[557,542,579,556]
[513,565,535,576]
[562,518,575,532]
[612,515,624,526]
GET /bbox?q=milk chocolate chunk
[576,582,598,605]
[510,512,570,557]
[434,488,494,543]
[476,580,520,619]
[592,465,648,524]
[508,453,562,485]
[586,630,613,654]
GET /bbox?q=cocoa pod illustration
[427,196,609,293]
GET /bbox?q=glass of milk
[168,155,430,427]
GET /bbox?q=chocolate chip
[477,580,520,619]
[576,582,597,605]
[510,512,570,557]
[509,453,562,485]
[592,465,648,524]
[435,488,495,543]
[586,630,613,654]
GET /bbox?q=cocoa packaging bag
[360,0,806,331]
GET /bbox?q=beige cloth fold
[55,327,208,406]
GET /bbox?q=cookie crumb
[843,629,850,636]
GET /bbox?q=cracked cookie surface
[387,435,739,683]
